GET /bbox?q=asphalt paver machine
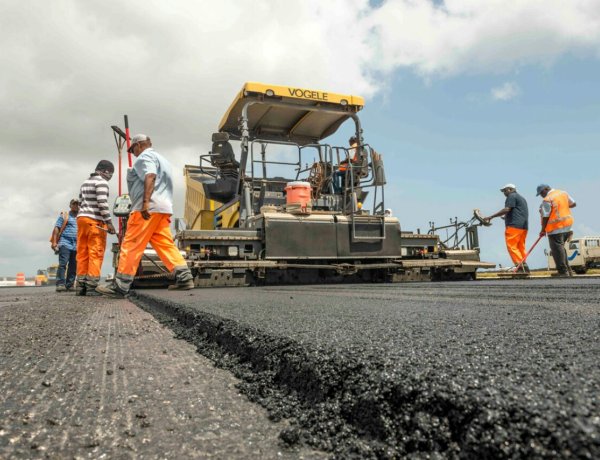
[177,83,494,286]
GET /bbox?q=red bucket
[285,181,311,212]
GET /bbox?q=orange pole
[125,115,132,167]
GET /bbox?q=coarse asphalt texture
[132,278,600,459]
[0,287,325,459]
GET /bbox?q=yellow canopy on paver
[218,82,364,145]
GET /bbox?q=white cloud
[491,82,520,101]
[0,0,376,275]
[367,0,600,77]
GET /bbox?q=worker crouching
[96,134,194,298]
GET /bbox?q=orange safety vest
[339,145,360,172]
[543,189,573,233]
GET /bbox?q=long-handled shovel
[513,234,544,273]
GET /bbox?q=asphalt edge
[129,291,490,458]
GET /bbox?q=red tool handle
[513,234,544,273]
[125,114,132,167]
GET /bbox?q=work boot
[522,263,530,274]
[170,266,194,290]
[168,279,195,291]
[95,283,126,299]
[56,285,66,292]
[76,285,87,296]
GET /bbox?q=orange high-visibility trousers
[505,226,527,264]
[117,212,186,276]
[76,216,108,279]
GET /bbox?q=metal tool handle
[473,208,492,227]
[513,234,544,273]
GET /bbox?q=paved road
[134,278,600,458]
[0,287,324,459]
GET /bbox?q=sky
[0,0,599,276]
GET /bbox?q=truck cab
[548,236,600,274]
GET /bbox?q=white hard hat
[500,183,516,191]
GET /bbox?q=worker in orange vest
[537,184,577,277]
[484,184,529,272]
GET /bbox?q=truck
[547,236,600,274]
[47,264,58,283]
[36,269,49,286]
[167,82,493,287]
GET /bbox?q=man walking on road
[97,134,194,298]
[484,184,529,272]
[76,160,116,296]
[537,184,577,277]
[51,199,79,292]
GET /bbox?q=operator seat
[203,135,240,203]
[210,139,239,170]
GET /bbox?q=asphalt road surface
[0,287,324,459]
[132,278,600,458]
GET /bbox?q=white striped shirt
[78,173,111,222]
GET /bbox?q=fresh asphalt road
[136,278,600,458]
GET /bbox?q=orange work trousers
[76,216,108,279]
[117,212,186,276]
[505,227,527,264]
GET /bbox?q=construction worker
[333,136,360,193]
[96,134,194,298]
[76,160,116,295]
[484,184,529,272]
[537,184,577,277]
[51,199,79,292]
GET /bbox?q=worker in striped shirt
[76,160,116,296]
